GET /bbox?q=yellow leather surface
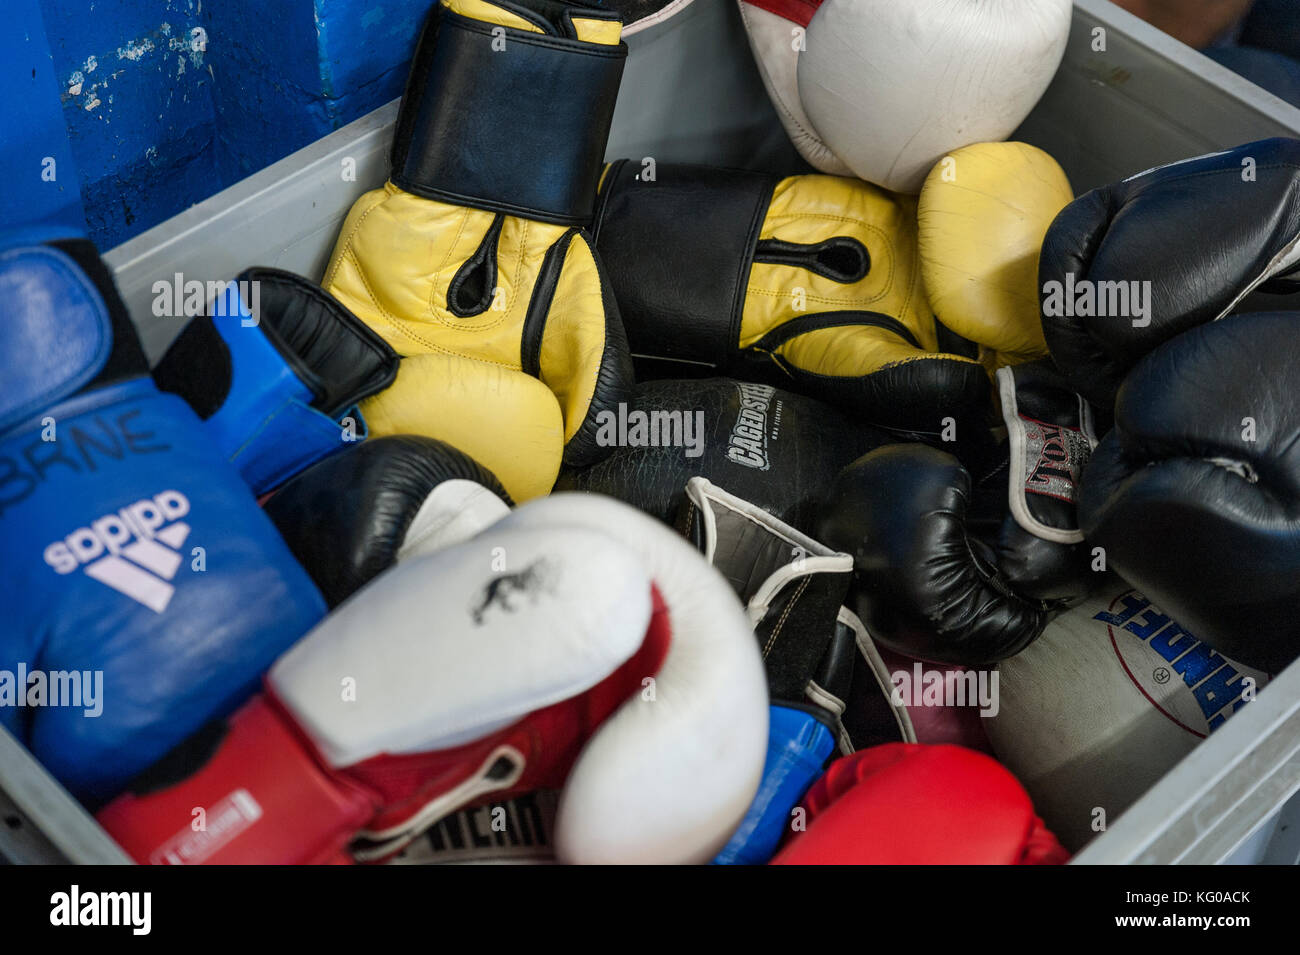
[917,142,1073,365]
[569,17,622,44]
[741,175,980,376]
[359,352,564,502]
[444,0,622,44]
[538,237,608,446]
[326,184,570,369]
[446,0,543,32]
[323,0,621,502]
[325,182,610,501]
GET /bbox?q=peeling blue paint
[30,0,433,249]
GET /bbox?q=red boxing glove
[772,744,1069,865]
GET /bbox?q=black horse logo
[470,559,555,625]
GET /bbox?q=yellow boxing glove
[590,162,991,446]
[917,142,1074,372]
[324,0,632,501]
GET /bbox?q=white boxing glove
[99,495,768,865]
[738,0,1072,192]
[495,493,770,864]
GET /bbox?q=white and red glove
[98,495,769,865]
[737,0,1071,192]
[772,744,1070,864]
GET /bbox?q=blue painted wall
[34,0,429,250]
[0,0,86,240]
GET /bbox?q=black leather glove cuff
[591,160,775,365]
[390,5,627,225]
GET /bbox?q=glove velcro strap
[591,160,776,366]
[0,241,147,435]
[390,7,627,225]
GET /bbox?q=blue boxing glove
[152,267,399,495]
[0,234,327,804]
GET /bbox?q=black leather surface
[819,443,1051,666]
[591,159,774,366]
[391,2,627,225]
[556,377,892,533]
[995,520,1091,603]
[264,435,512,607]
[1040,137,1300,408]
[153,268,399,421]
[242,268,399,417]
[1079,311,1300,672]
[682,497,849,705]
[672,459,901,750]
[150,311,231,419]
[776,351,992,452]
[560,243,636,468]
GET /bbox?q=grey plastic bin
[3,0,1298,864]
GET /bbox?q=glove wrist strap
[390,7,627,225]
[592,161,775,366]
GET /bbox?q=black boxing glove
[263,435,512,606]
[819,362,1096,666]
[1040,137,1300,408]
[676,477,913,865]
[1079,310,1300,673]
[555,377,892,531]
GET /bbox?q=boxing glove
[917,142,1074,370]
[1079,310,1300,672]
[0,234,326,804]
[819,361,1097,666]
[322,0,633,503]
[98,494,768,864]
[556,377,891,531]
[1040,138,1300,408]
[152,267,399,495]
[737,0,1071,192]
[590,161,993,445]
[996,359,1100,599]
[491,493,769,863]
[264,435,512,606]
[679,479,912,865]
[770,744,1070,864]
[986,582,1269,851]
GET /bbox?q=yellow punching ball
[917,142,1073,369]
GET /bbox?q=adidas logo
[43,491,191,613]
